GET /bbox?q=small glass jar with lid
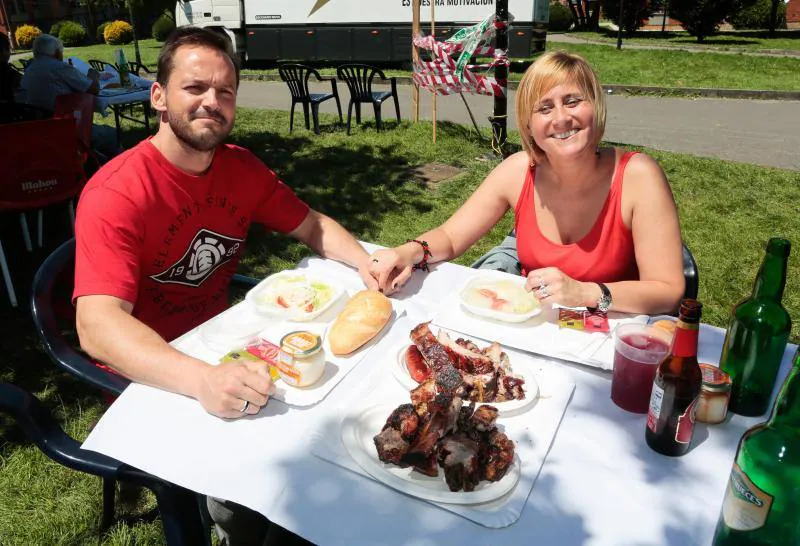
[276,331,326,387]
[696,364,732,424]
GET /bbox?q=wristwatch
[588,282,612,313]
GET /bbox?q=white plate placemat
[309,315,576,528]
[171,294,402,407]
[432,289,648,371]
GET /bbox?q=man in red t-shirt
[74,27,375,545]
[74,28,375,418]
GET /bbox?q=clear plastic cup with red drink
[611,323,673,413]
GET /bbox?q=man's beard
[167,107,232,152]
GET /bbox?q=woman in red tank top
[368,52,685,315]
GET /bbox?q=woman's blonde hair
[515,50,606,163]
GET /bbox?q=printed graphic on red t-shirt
[150,228,244,287]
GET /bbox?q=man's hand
[195,360,274,419]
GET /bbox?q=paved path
[237,80,800,171]
[548,32,800,58]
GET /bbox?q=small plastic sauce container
[275,331,325,387]
[696,364,732,424]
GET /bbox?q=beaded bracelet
[406,239,432,272]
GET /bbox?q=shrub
[152,14,176,42]
[670,0,736,42]
[58,21,87,47]
[96,21,111,42]
[730,0,786,29]
[601,0,659,36]
[548,2,574,31]
[49,21,66,37]
[14,24,41,50]
[104,20,134,45]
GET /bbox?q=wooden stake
[412,0,420,122]
[431,0,436,144]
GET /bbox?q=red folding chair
[55,93,94,154]
[0,116,86,307]
[55,92,101,169]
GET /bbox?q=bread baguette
[329,290,392,356]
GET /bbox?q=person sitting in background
[20,33,119,157]
[0,32,21,102]
[368,51,685,315]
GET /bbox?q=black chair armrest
[372,67,389,81]
[309,67,327,81]
[0,382,124,478]
[30,239,131,396]
[232,273,260,288]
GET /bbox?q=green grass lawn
[545,42,800,90]
[567,29,800,52]
[1,107,798,544]
[15,37,800,91]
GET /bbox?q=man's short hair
[156,27,240,88]
[32,34,64,58]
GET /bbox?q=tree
[669,0,735,42]
[601,0,659,36]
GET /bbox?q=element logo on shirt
[150,228,243,287]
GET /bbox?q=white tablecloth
[65,56,151,115]
[81,252,798,545]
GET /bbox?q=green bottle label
[722,463,773,531]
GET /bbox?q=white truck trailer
[175,0,549,63]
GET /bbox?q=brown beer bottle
[645,299,703,457]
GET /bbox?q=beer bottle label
[647,383,664,432]
[721,463,773,531]
[674,396,699,444]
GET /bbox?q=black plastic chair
[278,64,342,134]
[0,381,209,545]
[88,59,117,74]
[336,64,401,134]
[127,61,153,76]
[682,243,699,300]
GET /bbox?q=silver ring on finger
[240,399,250,413]
[538,284,551,298]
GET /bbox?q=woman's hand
[367,248,414,295]
[525,267,596,308]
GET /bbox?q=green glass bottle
[720,238,792,417]
[712,348,800,545]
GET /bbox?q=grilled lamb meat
[471,405,499,432]
[384,403,420,442]
[374,428,409,465]
[404,394,462,469]
[409,322,525,404]
[375,393,516,491]
[410,379,437,415]
[497,375,526,401]
[481,430,515,482]
[437,331,494,374]
[410,322,454,374]
[438,434,481,492]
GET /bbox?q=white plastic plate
[459,271,542,323]
[245,270,344,322]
